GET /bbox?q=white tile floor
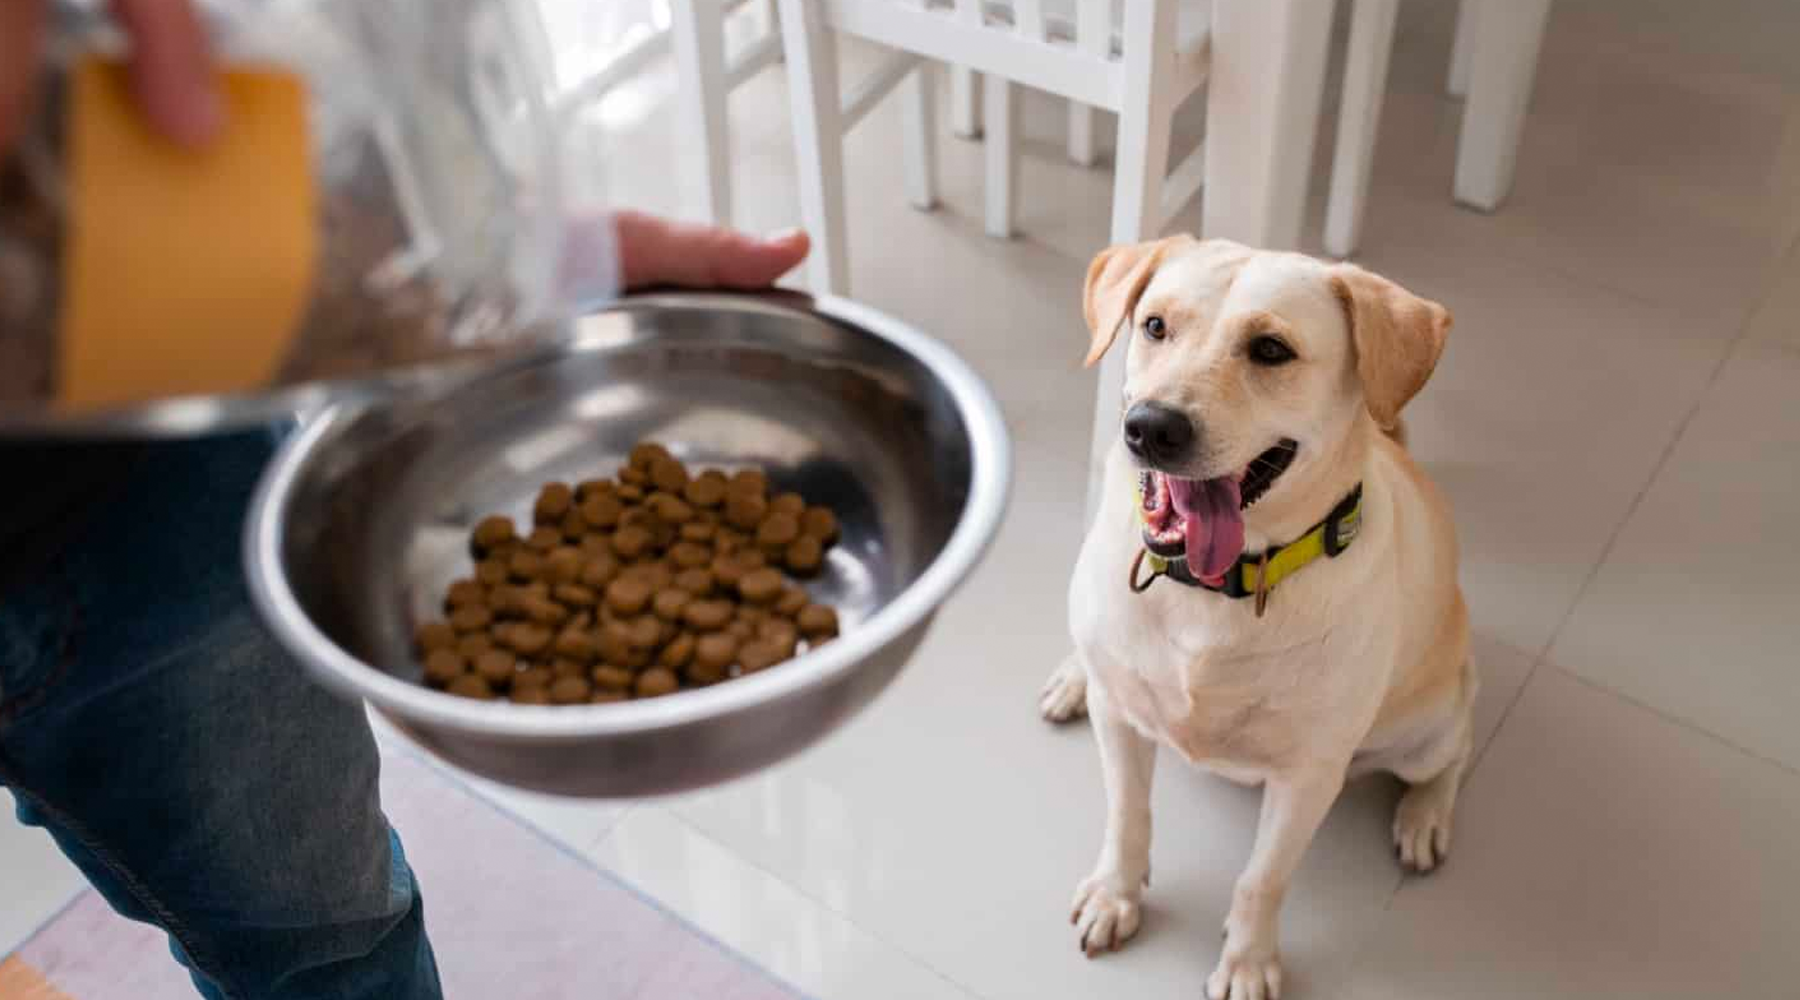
[7,0,1800,996]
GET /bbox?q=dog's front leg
[1071,678,1156,957]
[1209,766,1346,1000]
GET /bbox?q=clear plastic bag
[0,0,616,434]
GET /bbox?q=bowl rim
[243,289,1012,740]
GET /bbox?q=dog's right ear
[1082,235,1191,367]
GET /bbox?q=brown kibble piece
[738,640,786,673]
[534,483,574,524]
[785,535,825,576]
[724,492,768,531]
[756,512,800,551]
[694,631,737,669]
[474,649,517,685]
[774,585,809,619]
[457,633,494,659]
[527,526,562,552]
[674,568,715,596]
[447,674,495,700]
[650,494,695,525]
[630,442,673,470]
[798,604,840,639]
[511,686,552,705]
[555,583,598,608]
[737,567,784,605]
[770,492,806,517]
[729,469,768,498]
[579,555,620,590]
[445,578,486,609]
[659,632,696,669]
[606,577,653,616]
[581,494,624,531]
[617,483,645,502]
[415,621,457,652]
[472,515,517,555]
[652,588,692,622]
[505,624,553,656]
[627,615,663,650]
[669,542,712,570]
[735,604,767,627]
[516,665,555,690]
[550,676,593,704]
[727,619,755,641]
[521,597,568,627]
[545,547,583,584]
[551,658,586,679]
[759,618,799,653]
[476,558,509,587]
[619,463,649,486]
[684,472,728,508]
[553,630,599,663]
[801,506,840,545]
[576,478,614,501]
[682,599,735,632]
[591,691,630,704]
[611,525,653,560]
[591,665,635,691]
[650,457,689,495]
[423,649,466,685]
[635,668,679,698]
[508,549,545,581]
[560,509,588,541]
[679,521,716,543]
[450,604,492,633]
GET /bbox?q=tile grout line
[1458,248,1788,784]
[616,806,995,1000]
[1549,664,1800,780]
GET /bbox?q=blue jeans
[0,429,442,1000]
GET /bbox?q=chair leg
[1087,0,1181,518]
[1446,0,1476,98]
[1453,0,1550,212]
[951,66,982,138]
[670,0,733,225]
[901,64,940,211]
[983,75,1017,238]
[1324,0,1399,258]
[777,0,850,294]
[1068,103,1099,166]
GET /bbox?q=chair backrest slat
[1014,0,1045,40]
[1075,0,1110,57]
[954,0,983,25]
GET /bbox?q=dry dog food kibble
[413,443,845,702]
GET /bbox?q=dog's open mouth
[1140,439,1298,582]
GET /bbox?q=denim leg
[0,430,442,1000]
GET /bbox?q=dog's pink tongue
[1168,477,1245,580]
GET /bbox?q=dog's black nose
[1123,402,1195,465]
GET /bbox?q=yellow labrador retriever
[1040,237,1474,1000]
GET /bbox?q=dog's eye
[1143,316,1167,341]
[1248,335,1296,366]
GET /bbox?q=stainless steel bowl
[244,290,1010,797]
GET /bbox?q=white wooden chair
[778,0,1217,511]
[1323,0,1553,257]
[547,0,785,226]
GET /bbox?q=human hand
[0,0,222,155]
[615,210,810,291]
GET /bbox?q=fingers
[0,0,48,154]
[616,210,809,291]
[110,0,222,146]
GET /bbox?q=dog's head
[1084,236,1449,579]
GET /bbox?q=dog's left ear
[1330,264,1452,429]
[1082,235,1192,367]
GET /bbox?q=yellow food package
[57,56,315,410]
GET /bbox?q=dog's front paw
[1206,940,1284,1000]
[1070,872,1142,957]
[1039,657,1088,723]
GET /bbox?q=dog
[1039,237,1474,1000]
